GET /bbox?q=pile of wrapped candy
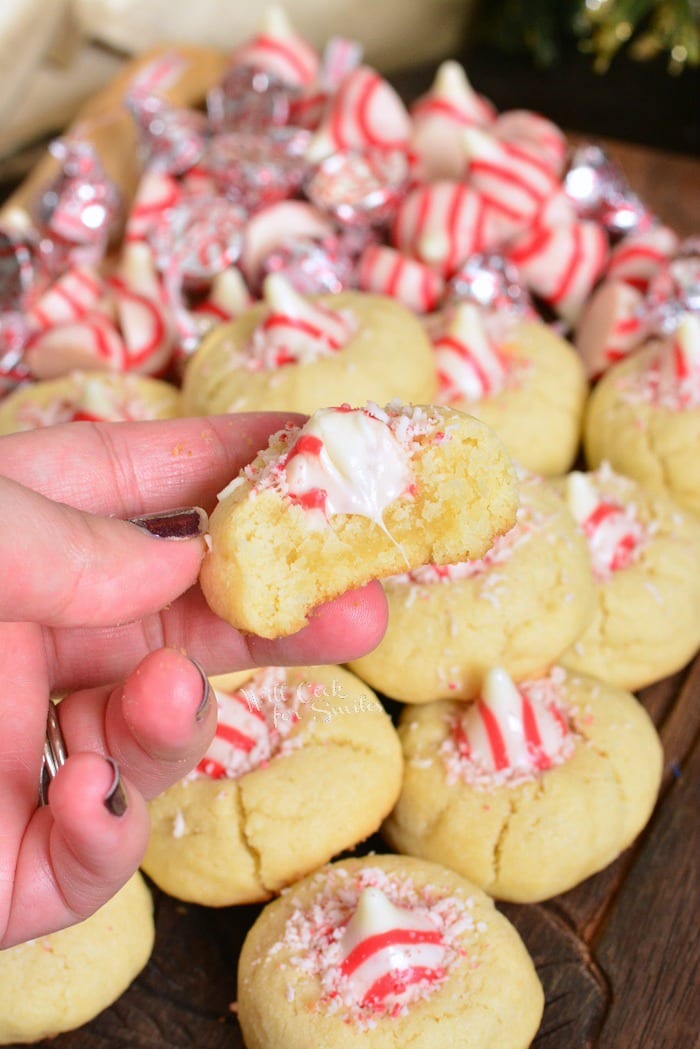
[0,6,697,395]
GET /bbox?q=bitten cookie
[181,278,437,416]
[432,305,588,475]
[554,463,700,690]
[584,313,700,517]
[0,370,181,434]
[383,665,662,903]
[200,401,518,638]
[141,665,403,906]
[0,873,154,1044]
[237,853,544,1049]
[348,470,596,703]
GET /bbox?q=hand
[0,413,388,949]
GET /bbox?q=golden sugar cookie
[584,315,700,517]
[181,278,437,416]
[348,470,596,703]
[237,853,543,1049]
[0,873,154,1044]
[0,370,181,434]
[432,305,588,475]
[141,665,403,906]
[200,401,518,639]
[383,666,662,903]
[553,463,700,690]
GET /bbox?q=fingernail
[103,757,128,817]
[190,658,213,722]
[128,506,208,540]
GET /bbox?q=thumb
[0,476,207,627]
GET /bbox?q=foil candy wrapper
[147,194,247,361]
[445,254,534,316]
[126,91,208,176]
[645,238,700,336]
[149,194,247,285]
[39,140,123,257]
[207,64,294,132]
[305,149,410,228]
[202,128,311,213]
[564,144,651,239]
[259,234,357,295]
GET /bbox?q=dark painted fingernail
[103,757,128,817]
[128,506,208,540]
[190,658,213,722]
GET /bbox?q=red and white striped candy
[479,187,577,255]
[241,200,334,287]
[227,7,319,87]
[535,188,578,230]
[307,65,411,162]
[125,171,182,243]
[392,181,489,279]
[463,127,561,228]
[110,243,173,374]
[28,266,104,332]
[575,279,647,378]
[454,666,570,776]
[606,224,680,291]
[357,244,444,314]
[338,887,447,1012]
[492,109,568,177]
[288,37,363,130]
[196,682,273,780]
[432,302,509,403]
[193,267,252,326]
[506,219,609,325]
[320,34,363,90]
[42,140,122,252]
[248,273,354,368]
[566,471,647,579]
[658,312,700,409]
[410,60,496,181]
[24,312,127,379]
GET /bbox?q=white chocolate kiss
[244,274,355,370]
[338,887,446,1009]
[566,470,646,580]
[285,407,413,526]
[457,666,571,776]
[433,302,509,402]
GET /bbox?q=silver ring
[39,702,68,806]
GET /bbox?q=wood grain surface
[1,69,698,1049]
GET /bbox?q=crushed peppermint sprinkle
[172,809,187,838]
[276,867,475,1028]
[218,403,444,528]
[386,498,540,586]
[440,666,577,790]
[617,319,700,411]
[192,667,312,781]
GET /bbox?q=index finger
[0,413,299,517]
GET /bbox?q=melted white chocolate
[285,407,413,525]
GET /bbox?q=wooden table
[3,132,699,1048]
